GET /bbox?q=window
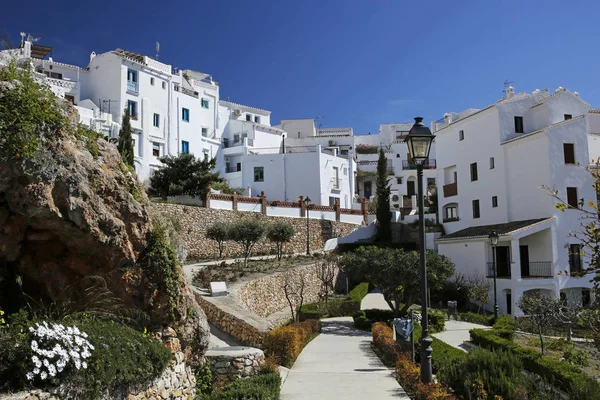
[127,101,138,119]
[564,143,575,164]
[564,114,572,120]
[333,167,340,189]
[514,116,524,133]
[492,196,498,208]
[329,197,338,206]
[203,151,209,161]
[444,204,458,221]
[152,142,160,157]
[150,77,155,86]
[567,187,578,208]
[459,130,464,141]
[202,127,208,137]
[201,99,209,109]
[254,166,264,182]
[490,157,495,169]
[397,177,403,184]
[569,244,582,273]
[181,141,189,154]
[234,134,240,144]
[64,94,75,104]
[127,69,137,83]
[427,178,436,187]
[254,116,261,123]
[582,289,591,307]
[182,108,189,122]
[162,81,166,89]
[236,162,241,172]
[470,162,478,181]
[153,113,160,128]
[49,72,63,79]
[246,114,252,122]
[472,199,480,218]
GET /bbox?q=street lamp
[488,231,500,320]
[404,116,435,384]
[305,196,311,255]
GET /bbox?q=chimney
[89,51,96,63]
[444,113,452,124]
[505,86,515,99]
[574,92,580,97]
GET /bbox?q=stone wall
[236,263,338,318]
[154,204,357,260]
[0,338,196,400]
[205,347,265,378]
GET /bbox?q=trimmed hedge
[456,312,495,326]
[297,300,360,321]
[470,328,600,395]
[210,373,281,400]
[348,282,369,302]
[428,310,446,333]
[263,320,320,368]
[354,309,446,333]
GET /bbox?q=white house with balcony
[434,86,597,315]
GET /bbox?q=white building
[433,86,596,315]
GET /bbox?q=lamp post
[488,231,499,320]
[305,196,311,255]
[404,117,435,384]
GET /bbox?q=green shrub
[563,345,590,367]
[363,308,395,322]
[456,312,495,326]
[428,310,446,333]
[297,300,360,321]
[348,282,369,302]
[492,315,516,341]
[195,363,212,396]
[263,320,319,367]
[210,373,281,400]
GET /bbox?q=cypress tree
[117,109,134,167]
[375,148,392,242]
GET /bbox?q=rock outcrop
[0,81,209,359]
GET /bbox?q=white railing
[144,56,172,75]
[46,77,77,91]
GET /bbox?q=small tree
[117,109,134,167]
[266,222,295,261]
[517,292,558,354]
[283,273,306,322]
[468,275,491,315]
[375,149,392,242]
[228,219,265,267]
[206,222,229,259]
[314,254,339,304]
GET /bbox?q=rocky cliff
[0,74,209,360]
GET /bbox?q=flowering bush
[26,321,94,381]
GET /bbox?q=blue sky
[4,0,600,133]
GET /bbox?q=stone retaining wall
[0,338,196,400]
[154,204,357,260]
[205,347,265,378]
[236,263,338,318]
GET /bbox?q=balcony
[402,159,437,170]
[225,165,241,173]
[174,85,199,98]
[127,80,138,93]
[487,262,511,278]
[443,182,458,198]
[521,262,553,278]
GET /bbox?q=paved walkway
[361,288,392,311]
[431,320,491,351]
[281,317,409,400]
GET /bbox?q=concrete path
[281,317,409,400]
[361,288,392,311]
[432,320,491,352]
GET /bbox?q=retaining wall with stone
[204,347,265,378]
[154,204,357,260]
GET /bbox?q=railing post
[232,192,238,211]
[205,185,211,208]
[361,197,368,225]
[260,191,267,215]
[334,199,341,222]
[299,196,306,218]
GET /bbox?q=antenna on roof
[503,79,515,93]
[156,41,160,60]
[315,115,325,129]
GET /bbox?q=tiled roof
[530,88,567,109]
[589,109,600,114]
[113,49,146,63]
[501,114,585,145]
[437,218,553,241]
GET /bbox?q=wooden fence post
[260,191,267,215]
[334,199,341,222]
[299,195,306,218]
[232,192,238,211]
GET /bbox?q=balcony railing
[225,165,241,173]
[127,80,138,93]
[402,159,437,170]
[487,262,511,278]
[521,261,553,278]
[443,182,458,197]
[174,85,199,98]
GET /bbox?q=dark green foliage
[209,373,281,400]
[375,149,392,241]
[456,312,495,326]
[0,310,34,391]
[348,282,369,302]
[340,246,455,316]
[195,363,212,396]
[492,315,516,340]
[266,222,295,261]
[228,219,265,267]
[431,275,471,311]
[206,222,229,258]
[117,109,134,166]
[297,300,360,321]
[138,222,181,321]
[148,153,221,200]
[428,310,446,332]
[0,62,66,160]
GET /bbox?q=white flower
[33,368,40,375]
[74,360,81,370]
[40,371,47,380]
[31,340,39,351]
[81,361,87,369]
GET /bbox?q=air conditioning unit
[233,109,242,117]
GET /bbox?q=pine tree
[375,148,392,242]
[117,109,134,167]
